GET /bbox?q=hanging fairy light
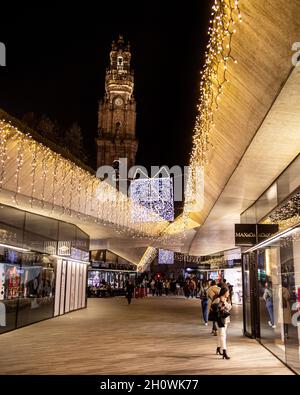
[30,142,38,207]
[61,161,70,215]
[0,119,169,238]
[185,0,241,213]
[90,179,97,213]
[264,192,300,231]
[0,122,10,191]
[40,147,50,208]
[68,164,75,215]
[13,133,24,204]
[51,154,59,212]
[83,174,89,217]
[137,247,157,273]
[76,169,83,217]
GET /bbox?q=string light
[158,249,174,264]
[61,160,70,215]
[0,120,169,239]
[137,247,157,272]
[264,192,300,231]
[14,133,24,204]
[30,141,38,207]
[51,154,59,212]
[185,0,241,214]
[130,177,174,223]
[40,146,50,208]
[0,126,9,192]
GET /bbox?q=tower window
[115,122,121,134]
[117,56,123,70]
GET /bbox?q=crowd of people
[130,275,234,360]
[88,281,117,297]
[90,274,234,360]
[148,278,182,296]
[146,275,205,297]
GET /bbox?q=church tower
[96,35,138,169]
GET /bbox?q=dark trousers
[201,299,209,323]
[212,321,217,331]
[266,299,274,325]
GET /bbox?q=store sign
[174,253,202,264]
[91,261,101,268]
[44,241,57,255]
[235,224,279,246]
[257,224,279,243]
[58,241,71,256]
[235,224,257,246]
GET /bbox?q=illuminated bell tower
[96,35,138,169]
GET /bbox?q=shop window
[16,254,56,328]
[0,260,20,334]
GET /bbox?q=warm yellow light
[184,0,241,214]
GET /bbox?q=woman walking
[207,280,220,335]
[125,280,134,305]
[214,287,232,360]
[200,280,209,325]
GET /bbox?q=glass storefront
[243,226,300,374]
[0,204,89,334]
[88,269,136,288]
[0,248,56,333]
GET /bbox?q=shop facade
[88,249,137,296]
[241,155,300,373]
[0,204,89,334]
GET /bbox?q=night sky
[0,1,211,171]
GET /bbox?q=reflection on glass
[0,262,20,333]
[256,227,300,373]
[17,254,56,328]
[242,254,252,335]
[258,247,285,361]
[0,250,56,331]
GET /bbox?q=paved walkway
[0,296,293,374]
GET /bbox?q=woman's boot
[222,349,230,360]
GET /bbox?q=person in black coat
[214,286,232,360]
[125,280,134,304]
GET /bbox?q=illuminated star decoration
[158,249,174,264]
[130,177,174,222]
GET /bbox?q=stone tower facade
[96,35,138,169]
